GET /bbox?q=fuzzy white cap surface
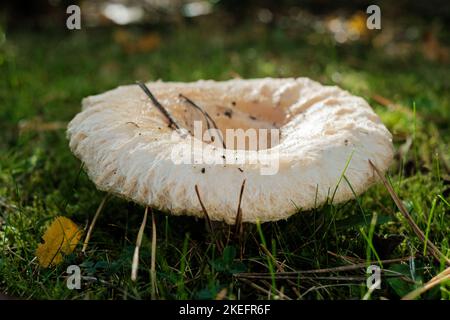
[67,78,394,224]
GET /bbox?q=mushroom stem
[131,207,149,281]
[82,194,109,253]
[136,82,180,130]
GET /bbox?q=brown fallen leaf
[36,216,83,268]
[18,117,67,134]
[422,30,449,63]
[113,30,161,54]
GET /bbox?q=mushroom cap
[67,78,393,224]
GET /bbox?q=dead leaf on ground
[422,31,449,63]
[113,30,161,54]
[36,216,83,268]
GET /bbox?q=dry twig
[234,256,413,279]
[402,267,450,300]
[369,160,449,265]
[150,209,157,299]
[82,194,109,253]
[131,207,149,281]
[195,185,223,252]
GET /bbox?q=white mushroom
[67,78,393,224]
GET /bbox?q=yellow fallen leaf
[36,217,83,268]
[347,12,368,37]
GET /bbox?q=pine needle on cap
[137,81,180,130]
[179,93,226,149]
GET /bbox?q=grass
[0,17,449,300]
